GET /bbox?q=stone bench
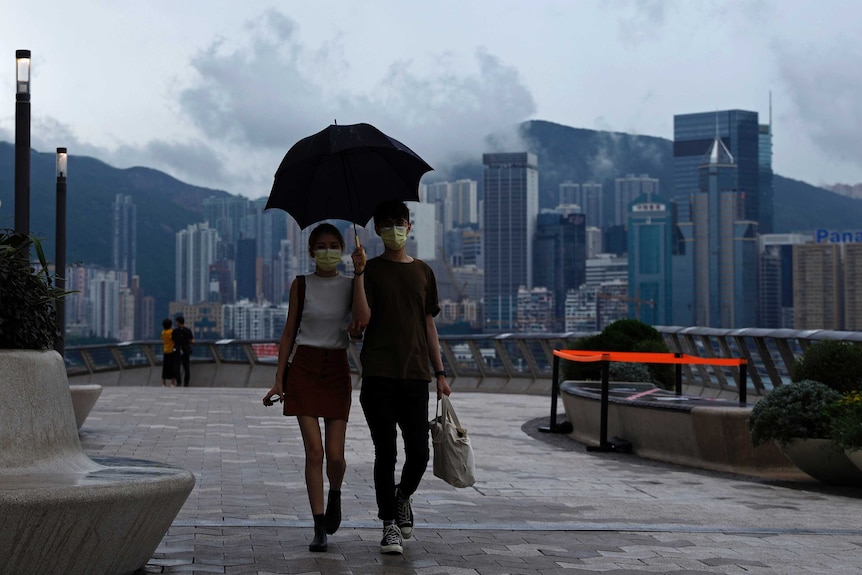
[0,350,196,575]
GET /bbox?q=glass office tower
[674,109,772,234]
[483,152,539,333]
[626,193,672,325]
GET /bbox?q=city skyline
[2,1,862,202]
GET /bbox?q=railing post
[587,358,611,451]
[739,361,748,405]
[675,352,683,396]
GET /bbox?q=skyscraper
[483,152,539,333]
[614,174,659,226]
[674,109,773,233]
[176,223,219,305]
[626,193,672,325]
[111,194,137,283]
[534,211,586,329]
[793,243,842,330]
[690,135,758,328]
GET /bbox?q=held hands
[351,246,366,275]
[348,319,365,341]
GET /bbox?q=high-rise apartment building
[483,152,539,333]
[793,243,842,330]
[558,181,602,228]
[614,174,659,227]
[674,109,773,233]
[758,233,811,328]
[176,223,219,305]
[626,193,672,325]
[843,244,862,330]
[450,179,478,227]
[111,194,137,283]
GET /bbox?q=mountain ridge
[2,121,860,319]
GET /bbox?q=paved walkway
[79,387,862,575]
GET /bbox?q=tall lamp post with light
[55,148,67,356]
[15,50,31,236]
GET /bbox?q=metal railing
[63,327,862,397]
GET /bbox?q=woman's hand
[263,382,284,406]
[351,246,366,275]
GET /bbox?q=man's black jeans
[359,377,430,521]
[178,352,191,386]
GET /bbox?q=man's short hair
[373,200,410,227]
[176,317,185,325]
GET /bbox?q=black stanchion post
[674,352,683,396]
[539,352,560,433]
[599,359,610,448]
[739,361,747,405]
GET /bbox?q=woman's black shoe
[309,514,328,552]
[325,489,342,534]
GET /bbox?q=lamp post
[15,50,31,236]
[55,148,67,356]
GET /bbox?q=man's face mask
[380,225,408,250]
[313,248,342,271]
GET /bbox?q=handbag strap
[283,275,306,378]
[290,275,306,350]
[438,395,463,428]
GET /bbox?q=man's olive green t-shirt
[359,257,440,381]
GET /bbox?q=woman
[160,318,178,387]
[263,223,367,552]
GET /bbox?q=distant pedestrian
[160,318,178,387]
[172,316,195,387]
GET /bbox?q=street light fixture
[56,147,67,356]
[15,50,31,236]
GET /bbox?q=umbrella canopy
[266,123,433,229]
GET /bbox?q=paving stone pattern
[78,388,862,574]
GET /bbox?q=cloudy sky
[1,0,860,199]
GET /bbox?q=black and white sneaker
[396,489,414,539]
[380,523,403,554]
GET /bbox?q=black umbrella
[265,123,433,238]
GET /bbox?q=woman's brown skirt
[283,345,352,421]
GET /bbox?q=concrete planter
[69,384,102,429]
[560,380,800,479]
[0,349,195,575]
[847,450,862,474]
[779,438,862,485]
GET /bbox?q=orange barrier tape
[553,349,747,367]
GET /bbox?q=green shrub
[0,230,65,350]
[561,319,670,386]
[608,362,652,383]
[791,339,862,394]
[747,380,841,447]
[828,391,862,451]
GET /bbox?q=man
[172,316,195,387]
[352,200,451,555]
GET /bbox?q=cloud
[775,34,862,181]
[172,9,536,194]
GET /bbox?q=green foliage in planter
[608,361,652,383]
[0,230,65,350]
[561,319,671,388]
[747,380,841,447]
[828,391,862,451]
[791,339,862,394]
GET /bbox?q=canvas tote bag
[430,395,476,488]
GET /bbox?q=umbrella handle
[353,223,361,248]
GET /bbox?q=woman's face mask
[380,225,408,250]
[313,248,343,271]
